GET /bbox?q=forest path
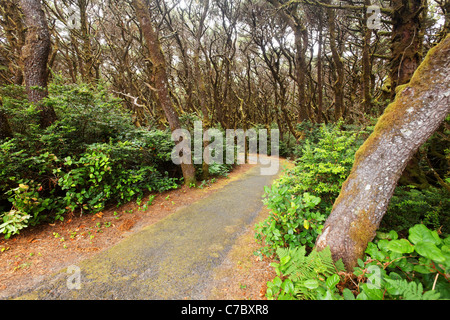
[12,157,281,300]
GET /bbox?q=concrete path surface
[10,159,280,300]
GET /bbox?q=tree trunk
[315,35,450,271]
[362,0,373,113]
[390,0,426,99]
[294,26,309,122]
[317,16,323,123]
[78,0,96,83]
[19,0,57,128]
[132,0,196,186]
[325,4,345,120]
[193,0,211,180]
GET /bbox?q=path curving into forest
[9,158,280,300]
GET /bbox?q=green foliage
[381,186,450,236]
[255,185,325,257]
[353,224,449,300]
[265,224,449,300]
[57,142,178,214]
[287,123,365,207]
[255,123,366,257]
[0,83,181,238]
[207,162,233,178]
[266,246,346,300]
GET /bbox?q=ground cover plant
[256,122,450,300]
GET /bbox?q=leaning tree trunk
[132,0,196,186]
[20,0,57,128]
[315,35,450,271]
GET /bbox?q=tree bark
[19,0,57,128]
[390,0,426,99]
[362,0,373,113]
[317,15,323,123]
[325,3,345,120]
[315,35,450,271]
[132,0,196,186]
[266,0,309,122]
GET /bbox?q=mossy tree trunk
[20,0,57,128]
[389,0,427,99]
[315,35,450,271]
[132,0,196,186]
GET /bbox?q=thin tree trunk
[317,16,323,123]
[325,3,345,120]
[193,0,211,180]
[315,35,450,271]
[132,0,196,186]
[362,0,373,113]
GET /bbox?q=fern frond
[384,279,441,300]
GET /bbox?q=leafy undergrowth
[256,123,450,300]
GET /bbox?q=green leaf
[408,224,441,246]
[272,277,282,288]
[280,255,291,266]
[281,279,295,295]
[386,239,415,254]
[303,220,310,230]
[303,279,319,290]
[361,283,383,300]
[388,230,399,240]
[342,288,355,300]
[326,274,340,289]
[414,242,446,263]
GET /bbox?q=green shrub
[0,82,182,238]
[265,224,449,300]
[255,123,366,257]
[382,186,450,237]
[57,141,179,214]
[255,184,325,257]
[287,123,365,207]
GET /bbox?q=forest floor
[0,158,288,300]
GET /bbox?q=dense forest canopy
[1,0,447,129]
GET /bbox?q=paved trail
[11,159,280,300]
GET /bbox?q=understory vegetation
[255,121,450,300]
[0,82,233,239]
